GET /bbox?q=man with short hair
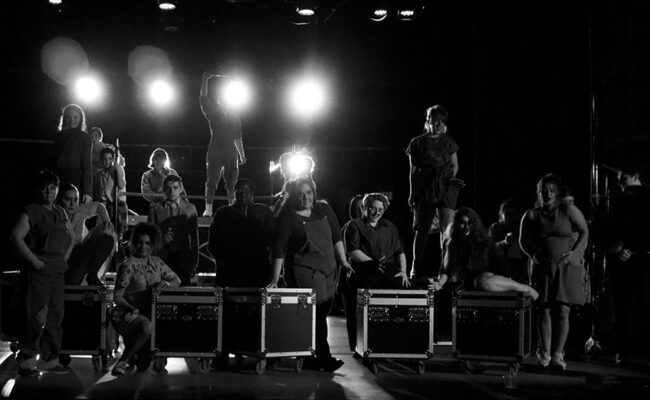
[208,178,273,287]
[148,175,199,286]
[93,146,128,236]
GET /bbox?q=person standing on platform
[10,170,74,377]
[141,148,181,203]
[605,165,650,365]
[208,178,273,287]
[520,174,589,371]
[269,177,352,372]
[406,104,464,278]
[89,127,126,174]
[148,174,199,286]
[52,104,93,204]
[200,72,247,216]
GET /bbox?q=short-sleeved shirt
[115,255,178,295]
[24,203,73,273]
[200,95,242,156]
[344,218,404,263]
[406,134,459,205]
[272,202,342,260]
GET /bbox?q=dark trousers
[315,298,335,360]
[165,250,194,286]
[65,233,114,285]
[19,270,65,363]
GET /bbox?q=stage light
[366,0,390,22]
[220,78,253,112]
[148,79,175,107]
[288,77,328,120]
[49,0,62,4]
[158,0,177,11]
[296,0,317,16]
[74,75,103,105]
[278,151,315,180]
[397,0,421,21]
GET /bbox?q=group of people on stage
[7,95,648,379]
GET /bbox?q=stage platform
[0,316,648,400]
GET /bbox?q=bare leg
[411,229,428,277]
[538,306,552,361]
[438,207,454,247]
[551,304,571,359]
[475,272,539,300]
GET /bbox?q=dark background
[1,0,649,267]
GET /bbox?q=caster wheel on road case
[92,355,101,371]
[509,362,520,376]
[255,359,267,375]
[463,360,484,375]
[417,361,426,375]
[199,357,211,372]
[59,354,71,367]
[152,357,167,374]
[370,361,379,375]
[295,357,304,373]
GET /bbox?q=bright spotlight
[74,75,103,105]
[149,80,175,107]
[397,0,421,21]
[158,0,177,11]
[296,0,317,16]
[49,0,62,4]
[220,78,252,112]
[288,78,328,120]
[279,151,315,180]
[367,0,390,22]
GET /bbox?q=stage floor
[0,316,648,400]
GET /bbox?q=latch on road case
[197,305,219,321]
[368,306,390,322]
[297,294,310,309]
[156,305,178,320]
[408,307,429,323]
[357,290,371,307]
[496,309,519,324]
[457,308,479,324]
[270,294,282,310]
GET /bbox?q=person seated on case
[208,178,273,287]
[429,207,538,301]
[111,222,180,376]
[93,146,128,237]
[58,182,115,286]
[148,174,199,286]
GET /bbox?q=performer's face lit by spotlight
[458,215,472,236]
[133,234,153,258]
[236,183,254,206]
[428,113,447,135]
[298,183,314,210]
[367,200,385,224]
[101,152,115,170]
[90,130,102,146]
[60,189,80,215]
[164,181,183,202]
[540,183,558,206]
[64,109,83,129]
[152,157,166,172]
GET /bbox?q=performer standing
[200,72,247,216]
[406,105,464,277]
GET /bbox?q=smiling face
[235,183,254,205]
[298,182,314,210]
[64,108,82,129]
[133,233,153,258]
[457,215,472,236]
[367,199,385,224]
[101,151,114,170]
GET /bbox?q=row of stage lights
[70,73,330,120]
[49,0,426,25]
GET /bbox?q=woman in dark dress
[269,177,352,372]
[520,174,589,370]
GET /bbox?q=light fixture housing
[158,0,177,11]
